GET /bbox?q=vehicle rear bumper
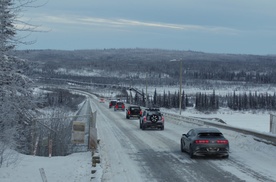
[114,108,125,111]
[128,114,141,118]
[194,147,229,156]
[143,122,164,128]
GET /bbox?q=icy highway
[88,96,276,182]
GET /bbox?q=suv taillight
[161,116,164,122]
[139,110,142,115]
[216,140,228,144]
[143,116,147,122]
[122,104,125,109]
[195,140,209,144]
[128,110,130,115]
[115,105,118,108]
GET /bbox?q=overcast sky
[16,0,276,55]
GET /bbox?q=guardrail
[67,88,101,180]
[162,111,276,146]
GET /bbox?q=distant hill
[13,48,276,86]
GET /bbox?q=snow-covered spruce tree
[0,0,37,164]
[0,0,15,54]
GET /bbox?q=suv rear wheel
[181,140,185,152]
[141,124,145,130]
[189,145,194,158]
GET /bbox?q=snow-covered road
[90,97,276,182]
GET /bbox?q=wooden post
[49,139,52,158]
[39,168,48,182]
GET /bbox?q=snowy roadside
[163,107,273,133]
[0,150,92,182]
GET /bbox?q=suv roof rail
[145,108,160,111]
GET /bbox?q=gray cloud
[33,14,239,35]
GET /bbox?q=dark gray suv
[126,105,142,119]
[180,128,229,158]
[139,108,164,130]
[109,100,117,108]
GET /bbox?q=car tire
[160,126,164,130]
[141,124,145,130]
[181,140,185,152]
[126,115,129,119]
[189,145,194,158]
[222,154,229,159]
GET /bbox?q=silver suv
[139,108,164,130]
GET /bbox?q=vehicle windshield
[198,133,223,137]
[147,112,161,116]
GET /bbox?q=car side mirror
[182,134,187,137]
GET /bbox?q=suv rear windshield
[198,133,223,137]
[110,101,117,105]
[147,111,161,116]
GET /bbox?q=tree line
[1,0,85,167]
[1,0,38,166]
[126,89,276,111]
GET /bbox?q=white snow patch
[0,151,92,182]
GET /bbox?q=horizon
[14,48,276,57]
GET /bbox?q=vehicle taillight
[216,140,228,144]
[115,105,118,108]
[143,116,147,122]
[139,110,142,115]
[195,140,209,144]
[161,116,164,122]
[122,104,125,109]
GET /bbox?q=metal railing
[162,111,276,146]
